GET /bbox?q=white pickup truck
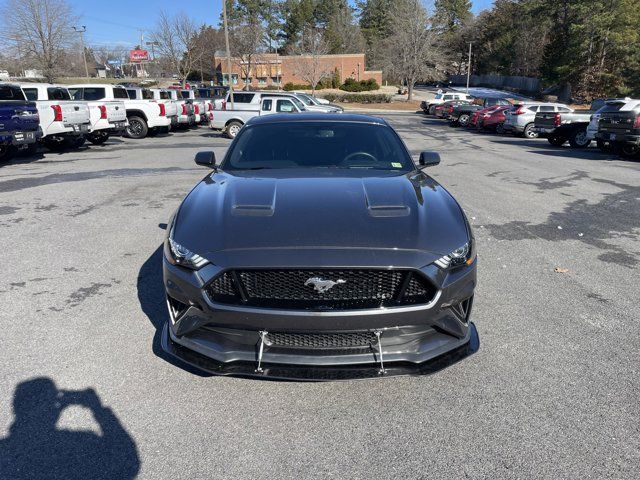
[67,84,170,139]
[162,89,197,127]
[127,87,178,133]
[20,83,91,150]
[175,89,207,124]
[67,85,128,145]
[210,96,305,138]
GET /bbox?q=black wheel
[44,137,67,152]
[621,144,640,158]
[458,114,470,127]
[428,105,436,115]
[20,143,39,156]
[226,121,243,139]
[0,145,17,162]
[568,129,590,148]
[88,131,109,145]
[66,135,86,149]
[523,123,539,139]
[547,134,566,147]
[495,123,505,134]
[125,116,148,139]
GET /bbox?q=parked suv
[596,98,640,156]
[422,91,473,115]
[503,103,571,138]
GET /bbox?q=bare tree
[229,22,265,90]
[151,11,205,86]
[292,28,332,94]
[2,0,77,81]
[383,0,444,100]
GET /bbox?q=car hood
[173,170,469,268]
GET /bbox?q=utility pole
[222,0,234,109]
[466,42,472,94]
[73,26,89,78]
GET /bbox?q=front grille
[265,332,377,349]
[206,269,437,310]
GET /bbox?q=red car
[478,105,511,133]
[470,106,500,128]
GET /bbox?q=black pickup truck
[449,97,512,127]
[595,99,640,156]
[0,83,41,161]
[533,99,606,148]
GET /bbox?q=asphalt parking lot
[1,115,639,479]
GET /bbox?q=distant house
[24,69,44,79]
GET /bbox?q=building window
[222,74,239,86]
[257,77,267,86]
[270,77,280,85]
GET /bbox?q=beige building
[215,53,382,89]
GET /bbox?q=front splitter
[161,322,479,381]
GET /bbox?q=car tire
[523,123,539,139]
[596,139,610,152]
[568,129,591,148]
[44,137,67,152]
[0,145,17,162]
[88,131,109,145]
[458,114,470,127]
[547,134,566,147]
[495,124,505,134]
[620,144,640,158]
[226,121,243,139]
[67,136,86,149]
[125,116,148,139]
[20,143,39,157]
[428,105,436,115]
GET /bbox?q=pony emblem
[304,277,347,293]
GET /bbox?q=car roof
[247,113,389,126]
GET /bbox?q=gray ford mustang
[162,113,478,380]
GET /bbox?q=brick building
[215,53,382,89]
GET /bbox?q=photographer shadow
[0,377,140,480]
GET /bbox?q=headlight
[434,242,474,269]
[165,228,209,269]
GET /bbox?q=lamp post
[222,0,234,110]
[72,26,89,78]
[466,42,472,94]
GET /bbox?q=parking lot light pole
[222,0,234,110]
[73,26,89,78]
[466,42,472,94]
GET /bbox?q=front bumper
[162,255,478,379]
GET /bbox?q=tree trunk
[407,82,413,101]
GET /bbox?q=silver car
[503,103,572,138]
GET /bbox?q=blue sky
[76,0,494,49]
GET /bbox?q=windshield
[223,122,413,171]
[47,87,71,100]
[180,91,190,99]
[434,94,443,100]
[290,96,305,110]
[295,94,313,106]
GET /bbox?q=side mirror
[194,151,217,169]
[418,151,441,168]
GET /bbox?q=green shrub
[339,78,380,92]
[320,93,391,103]
[283,82,321,91]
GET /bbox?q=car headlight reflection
[434,242,474,269]
[166,229,209,270]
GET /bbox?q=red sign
[129,49,149,62]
